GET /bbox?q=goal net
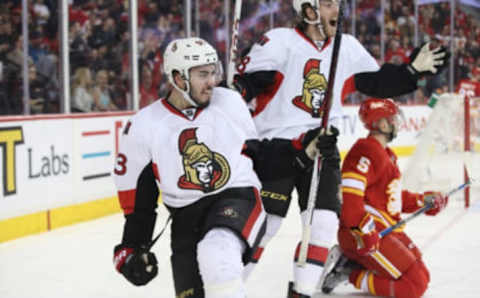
[402,93,480,208]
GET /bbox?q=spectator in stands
[457,65,480,98]
[139,65,158,109]
[33,0,50,26]
[28,63,48,114]
[71,67,94,112]
[92,69,118,111]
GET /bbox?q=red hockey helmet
[359,98,401,130]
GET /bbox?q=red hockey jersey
[340,136,423,230]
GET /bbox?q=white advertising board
[0,113,132,220]
[337,105,432,150]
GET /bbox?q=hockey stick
[227,0,242,88]
[379,180,472,238]
[298,0,346,266]
[147,214,172,250]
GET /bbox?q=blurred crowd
[0,0,479,116]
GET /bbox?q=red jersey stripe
[118,189,136,214]
[242,188,262,240]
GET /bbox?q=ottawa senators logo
[292,59,328,118]
[177,128,230,193]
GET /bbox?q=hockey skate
[317,245,351,294]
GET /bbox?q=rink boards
[0,106,431,242]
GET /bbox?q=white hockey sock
[294,209,339,296]
[243,214,283,281]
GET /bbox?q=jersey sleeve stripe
[365,204,404,231]
[342,172,367,184]
[118,189,136,214]
[342,187,364,197]
[341,75,356,103]
[342,178,366,191]
[252,72,284,117]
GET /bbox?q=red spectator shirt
[457,79,480,98]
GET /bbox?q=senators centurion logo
[177,128,230,193]
[292,59,328,118]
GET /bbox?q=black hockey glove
[303,125,339,159]
[113,244,158,286]
[293,125,339,171]
[408,42,450,76]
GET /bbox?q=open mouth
[329,19,337,27]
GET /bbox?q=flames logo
[292,59,328,118]
[177,128,230,193]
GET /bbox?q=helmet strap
[302,6,326,41]
[172,72,199,108]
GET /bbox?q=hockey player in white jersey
[111,37,271,298]
[231,1,450,297]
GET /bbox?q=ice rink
[1,164,480,297]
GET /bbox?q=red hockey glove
[423,191,448,216]
[351,214,379,256]
[113,244,158,286]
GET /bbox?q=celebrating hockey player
[319,97,449,297]
[111,37,269,298]
[230,1,450,296]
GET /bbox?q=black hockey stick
[298,0,346,266]
[379,180,472,237]
[147,214,172,250]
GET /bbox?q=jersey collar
[162,98,204,121]
[294,27,332,52]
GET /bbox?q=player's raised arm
[354,42,450,98]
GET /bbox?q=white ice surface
[1,159,480,298]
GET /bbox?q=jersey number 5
[357,156,371,173]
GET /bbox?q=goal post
[402,93,479,208]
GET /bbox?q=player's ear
[304,5,318,22]
[173,70,186,90]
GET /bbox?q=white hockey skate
[317,245,350,294]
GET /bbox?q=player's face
[189,64,218,107]
[319,0,339,38]
[378,113,402,141]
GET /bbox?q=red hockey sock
[349,261,429,298]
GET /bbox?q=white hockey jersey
[243,28,379,139]
[113,87,261,211]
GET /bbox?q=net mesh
[402,93,480,204]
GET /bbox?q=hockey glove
[351,214,379,256]
[302,125,339,160]
[113,244,158,286]
[408,42,450,76]
[423,191,448,216]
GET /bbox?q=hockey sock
[349,261,429,298]
[293,209,338,296]
[243,214,283,281]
